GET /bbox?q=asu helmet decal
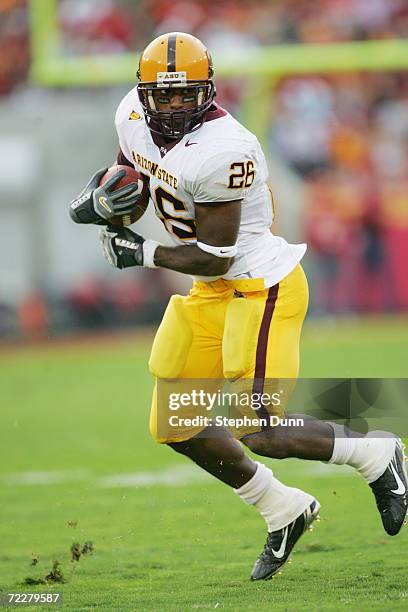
[137,32,215,140]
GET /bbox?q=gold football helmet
[137,32,215,140]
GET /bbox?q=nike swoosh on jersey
[271,526,288,559]
[390,460,406,495]
[185,140,198,147]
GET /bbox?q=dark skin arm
[154,200,241,275]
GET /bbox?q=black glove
[99,225,145,269]
[69,167,142,225]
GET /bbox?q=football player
[70,32,407,580]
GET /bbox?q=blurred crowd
[0,0,29,95]
[2,270,174,341]
[2,0,408,93]
[58,0,408,55]
[1,0,407,338]
[273,72,408,313]
[150,0,408,51]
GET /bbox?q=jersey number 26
[228,161,255,189]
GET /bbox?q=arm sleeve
[191,150,255,204]
[116,148,134,168]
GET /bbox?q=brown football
[99,164,150,226]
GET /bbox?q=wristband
[142,239,160,268]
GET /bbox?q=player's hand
[99,225,145,269]
[69,167,142,225]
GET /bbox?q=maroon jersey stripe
[204,103,227,123]
[116,148,134,168]
[252,283,280,425]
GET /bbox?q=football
[99,164,150,226]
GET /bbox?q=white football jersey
[115,87,306,287]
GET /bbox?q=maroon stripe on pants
[252,283,279,425]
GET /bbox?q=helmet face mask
[137,81,215,140]
[137,32,216,140]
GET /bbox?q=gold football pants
[149,264,309,443]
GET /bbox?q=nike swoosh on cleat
[390,460,406,495]
[271,526,288,559]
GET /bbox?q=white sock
[234,462,315,532]
[328,423,396,483]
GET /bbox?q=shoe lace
[259,531,282,561]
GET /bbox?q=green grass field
[1,316,407,611]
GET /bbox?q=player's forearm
[154,245,231,276]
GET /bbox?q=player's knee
[241,429,292,459]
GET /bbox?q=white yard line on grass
[1,462,353,487]
[2,470,92,485]
[97,464,212,487]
